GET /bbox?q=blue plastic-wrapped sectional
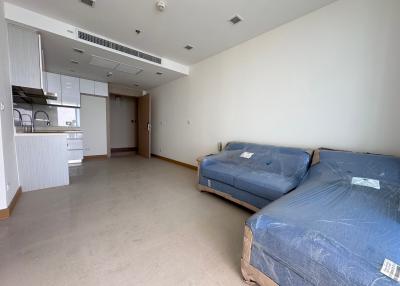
[198,144,400,286]
[197,142,313,211]
[241,149,400,286]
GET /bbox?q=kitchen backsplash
[13,103,80,128]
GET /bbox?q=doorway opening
[110,94,138,156]
[109,93,151,158]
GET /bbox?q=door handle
[147,123,151,132]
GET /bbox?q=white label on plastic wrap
[207,179,211,187]
[240,152,254,159]
[351,177,380,190]
[380,259,400,282]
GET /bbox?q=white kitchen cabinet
[80,78,95,95]
[94,81,108,97]
[15,133,69,192]
[66,132,84,164]
[61,75,80,107]
[45,72,62,105]
[8,24,42,89]
[67,150,84,163]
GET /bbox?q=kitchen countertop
[15,126,83,134]
[34,127,83,133]
[15,132,68,136]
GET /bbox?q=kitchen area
[3,2,185,195]
[9,23,109,192]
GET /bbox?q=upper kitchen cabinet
[80,79,108,97]
[61,75,80,107]
[80,78,95,95]
[94,81,109,97]
[8,24,43,89]
[44,72,62,105]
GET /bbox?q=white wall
[150,0,400,166]
[81,95,107,156]
[110,95,137,149]
[0,0,19,209]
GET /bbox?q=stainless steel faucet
[13,109,22,126]
[33,110,51,128]
[22,114,33,125]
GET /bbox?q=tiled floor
[0,155,252,285]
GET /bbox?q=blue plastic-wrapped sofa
[197,142,313,211]
[241,149,400,286]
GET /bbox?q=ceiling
[39,30,184,90]
[6,0,337,66]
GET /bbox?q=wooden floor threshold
[0,187,22,220]
[152,154,197,170]
[84,155,108,160]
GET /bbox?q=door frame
[137,94,151,158]
[108,93,139,157]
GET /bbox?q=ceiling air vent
[78,30,162,65]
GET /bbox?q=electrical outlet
[218,142,223,152]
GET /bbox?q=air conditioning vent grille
[78,31,162,64]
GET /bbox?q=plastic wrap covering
[246,150,400,286]
[200,142,312,203]
[199,177,272,209]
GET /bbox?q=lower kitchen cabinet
[15,133,69,192]
[66,132,84,164]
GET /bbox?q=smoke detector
[156,0,167,11]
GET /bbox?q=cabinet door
[80,78,95,95]
[61,75,80,107]
[45,72,62,105]
[94,81,108,97]
[7,24,42,89]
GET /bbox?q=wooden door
[138,95,151,158]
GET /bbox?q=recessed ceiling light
[156,72,163,75]
[80,0,95,7]
[70,60,79,64]
[229,15,243,25]
[184,45,194,50]
[73,48,84,54]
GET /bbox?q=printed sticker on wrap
[351,177,380,190]
[380,259,400,282]
[240,152,254,159]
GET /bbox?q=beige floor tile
[0,155,253,286]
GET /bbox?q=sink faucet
[13,109,22,126]
[33,110,51,128]
[22,114,33,126]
